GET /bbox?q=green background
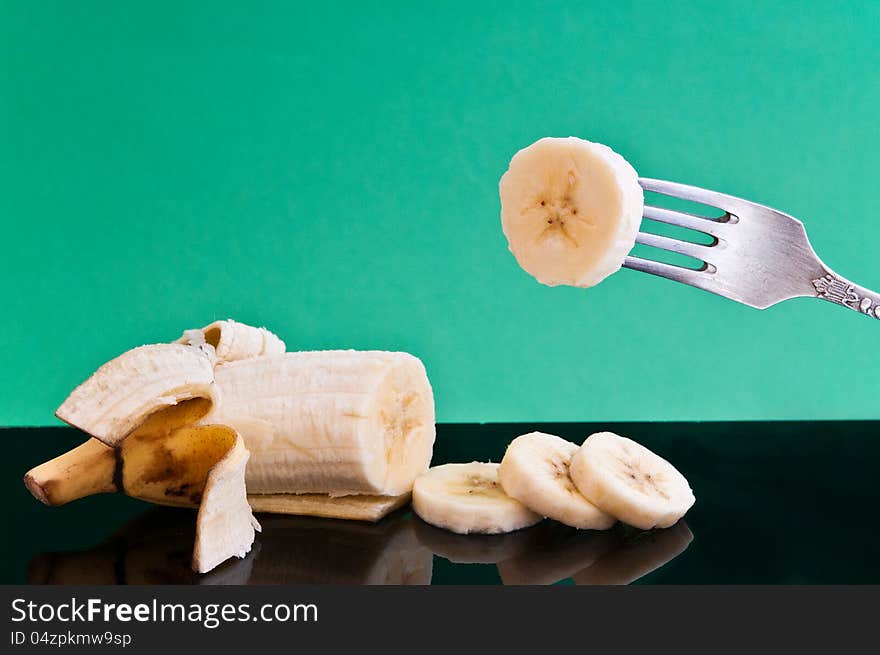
[2,1,879,426]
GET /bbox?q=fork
[624,178,880,318]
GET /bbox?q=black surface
[4,422,880,584]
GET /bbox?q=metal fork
[624,178,880,318]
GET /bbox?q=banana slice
[570,432,695,530]
[412,463,542,534]
[498,432,615,530]
[499,136,643,287]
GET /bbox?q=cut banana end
[55,343,216,448]
[499,432,615,530]
[499,136,643,288]
[247,492,411,522]
[176,319,285,363]
[570,432,695,530]
[412,463,542,535]
[192,435,261,574]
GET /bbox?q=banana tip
[23,473,50,506]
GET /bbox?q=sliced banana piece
[499,136,643,288]
[499,432,615,530]
[570,432,695,530]
[412,462,542,535]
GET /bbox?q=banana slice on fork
[499,136,643,288]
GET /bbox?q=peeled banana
[412,462,542,534]
[499,136,643,287]
[203,350,435,497]
[570,432,696,530]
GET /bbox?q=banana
[499,136,643,288]
[28,345,435,515]
[248,492,411,522]
[203,350,435,497]
[193,434,261,574]
[176,319,285,363]
[498,432,615,530]
[55,343,215,447]
[27,324,436,572]
[573,521,693,585]
[569,432,695,530]
[412,462,542,534]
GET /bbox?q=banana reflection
[573,521,693,585]
[413,517,691,585]
[29,507,432,585]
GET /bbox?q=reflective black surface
[4,421,880,584]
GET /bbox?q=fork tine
[640,177,748,215]
[634,232,713,261]
[623,256,710,287]
[643,206,727,237]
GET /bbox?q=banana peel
[25,339,261,574]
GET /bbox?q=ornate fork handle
[812,272,880,319]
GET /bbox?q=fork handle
[812,270,880,319]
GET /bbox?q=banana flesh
[412,462,542,534]
[204,350,435,497]
[499,432,615,530]
[499,136,643,288]
[570,432,696,530]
